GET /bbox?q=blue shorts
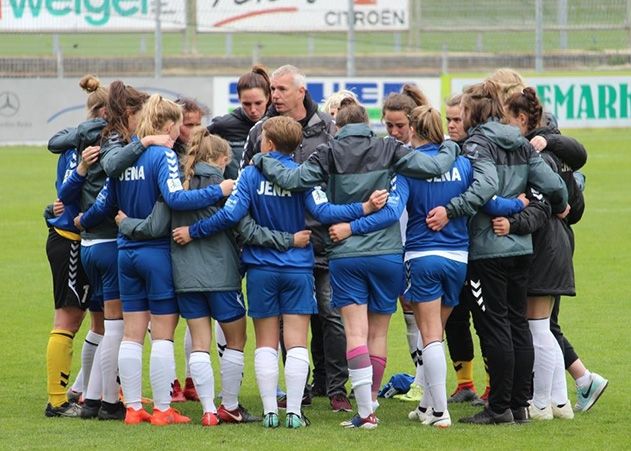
[178,291,246,322]
[81,241,119,303]
[330,254,403,314]
[118,247,178,315]
[403,255,466,308]
[246,267,317,318]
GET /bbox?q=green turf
[0,129,629,449]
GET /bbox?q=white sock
[221,349,244,411]
[285,347,310,415]
[414,333,425,387]
[551,342,569,406]
[150,339,176,412]
[70,368,83,394]
[423,341,447,414]
[190,351,216,413]
[215,321,227,359]
[576,370,592,389]
[255,347,279,415]
[84,343,103,401]
[184,326,192,379]
[101,319,124,403]
[372,399,380,412]
[118,341,143,410]
[404,312,419,363]
[529,318,556,409]
[349,366,373,418]
[80,330,103,395]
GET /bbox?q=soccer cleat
[574,373,608,412]
[423,410,452,428]
[66,389,82,404]
[528,403,554,421]
[150,407,191,426]
[80,399,101,419]
[310,383,327,398]
[471,385,490,406]
[552,403,575,420]
[45,402,82,418]
[171,379,186,403]
[217,404,261,423]
[262,412,279,428]
[124,407,152,425]
[277,392,312,409]
[285,412,310,429]
[330,393,353,412]
[340,413,379,430]
[183,377,199,402]
[459,407,514,425]
[201,412,220,427]
[408,406,430,422]
[511,407,531,424]
[448,384,480,404]
[393,383,423,402]
[98,400,125,420]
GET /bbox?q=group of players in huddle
[43,63,607,429]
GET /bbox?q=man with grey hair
[241,65,352,413]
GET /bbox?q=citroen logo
[0,92,20,117]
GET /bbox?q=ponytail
[410,106,444,145]
[505,87,544,133]
[135,94,182,139]
[80,74,108,119]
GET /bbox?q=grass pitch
[0,128,629,449]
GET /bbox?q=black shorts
[46,228,90,310]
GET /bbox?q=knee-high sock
[215,321,227,359]
[529,318,557,409]
[46,329,74,407]
[370,355,387,401]
[190,351,216,413]
[255,347,279,414]
[347,345,373,418]
[118,340,143,410]
[403,312,419,365]
[423,341,447,414]
[285,347,310,415]
[221,349,244,411]
[70,369,83,394]
[84,342,103,401]
[184,326,192,379]
[101,319,123,404]
[151,339,176,411]
[551,340,569,406]
[414,333,425,386]
[80,330,103,395]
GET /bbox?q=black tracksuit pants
[445,294,475,363]
[465,255,534,414]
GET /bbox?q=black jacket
[208,107,256,180]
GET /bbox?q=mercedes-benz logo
[0,92,20,117]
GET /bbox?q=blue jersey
[80,143,224,249]
[189,151,366,270]
[47,149,81,233]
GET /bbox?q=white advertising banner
[0,0,186,32]
[197,0,409,33]
[212,76,441,133]
[451,76,631,128]
[0,78,213,145]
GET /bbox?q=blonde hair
[322,90,357,115]
[182,128,232,190]
[262,116,303,154]
[487,68,526,105]
[79,74,108,119]
[410,106,444,145]
[135,94,182,139]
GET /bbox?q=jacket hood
[525,125,558,141]
[471,119,525,151]
[193,161,223,178]
[335,123,373,140]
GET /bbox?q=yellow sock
[453,360,474,386]
[46,329,74,407]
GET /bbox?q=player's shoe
[217,404,261,423]
[340,413,379,430]
[393,383,423,402]
[528,403,553,421]
[459,407,514,425]
[277,392,312,409]
[408,406,430,422]
[552,403,575,420]
[574,373,608,412]
[471,385,490,406]
[80,399,101,419]
[66,389,82,404]
[183,377,199,402]
[423,410,451,428]
[45,402,82,418]
[124,407,152,425]
[262,412,279,428]
[448,384,480,403]
[97,400,125,420]
[285,412,310,429]
[201,412,220,427]
[330,393,353,412]
[511,407,531,424]
[150,407,191,426]
[171,379,186,403]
